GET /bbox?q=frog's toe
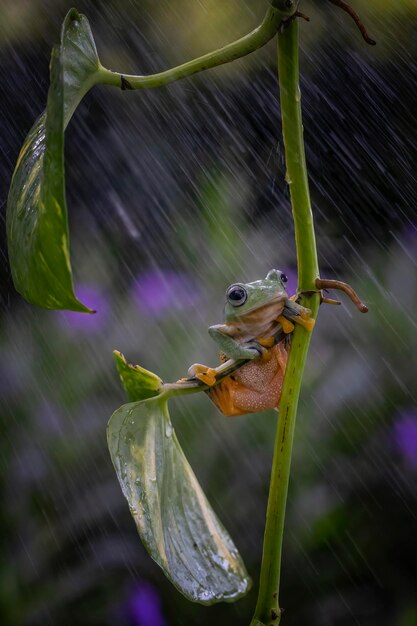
[176,376,192,383]
[188,364,217,387]
[294,315,315,331]
[195,368,217,387]
[277,315,295,334]
[187,363,206,377]
[257,336,275,348]
[287,314,315,331]
[283,301,315,332]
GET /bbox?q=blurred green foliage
[1,196,416,625]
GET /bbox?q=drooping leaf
[7,9,102,311]
[107,397,251,604]
[113,350,163,402]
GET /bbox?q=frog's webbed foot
[276,316,295,334]
[282,300,316,332]
[256,336,275,348]
[187,363,218,387]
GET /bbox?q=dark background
[0,1,416,624]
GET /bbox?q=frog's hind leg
[207,377,242,416]
[209,377,281,417]
[229,341,288,415]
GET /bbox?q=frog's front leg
[186,326,264,387]
[208,324,264,360]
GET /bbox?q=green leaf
[113,350,163,402]
[107,397,251,604]
[7,9,101,312]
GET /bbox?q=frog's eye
[280,273,288,284]
[226,285,247,307]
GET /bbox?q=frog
[187,269,315,416]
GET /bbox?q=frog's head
[223,269,289,323]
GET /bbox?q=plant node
[120,75,133,90]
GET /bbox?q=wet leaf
[7,9,101,311]
[113,350,163,402]
[107,397,251,604]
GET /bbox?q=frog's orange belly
[207,341,288,416]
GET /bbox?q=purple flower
[133,269,200,317]
[127,581,167,626]
[58,285,109,333]
[393,410,417,468]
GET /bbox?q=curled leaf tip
[113,350,162,402]
[68,8,81,18]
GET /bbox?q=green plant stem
[97,5,295,90]
[250,20,320,626]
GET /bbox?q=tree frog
[188,269,315,416]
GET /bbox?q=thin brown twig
[321,296,341,306]
[295,11,310,22]
[327,0,376,45]
[316,278,368,313]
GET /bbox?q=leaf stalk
[97,5,296,90]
